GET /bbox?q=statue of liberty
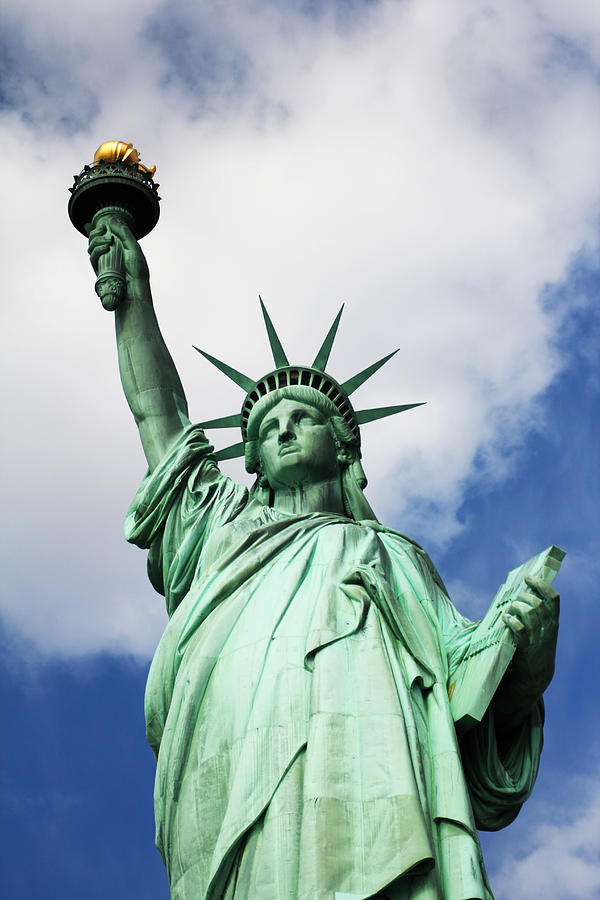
[81,155,561,900]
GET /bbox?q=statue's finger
[87,222,107,242]
[88,238,112,260]
[524,575,559,603]
[508,599,544,637]
[526,582,559,621]
[88,236,112,253]
[511,592,544,618]
[88,240,111,261]
[510,597,540,616]
[89,242,113,269]
[502,612,528,646]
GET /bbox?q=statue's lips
[279,444,300,456]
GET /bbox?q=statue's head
[194,301,424,520]
[243,371,359,471]
[245,389,373,518]
[245,392,358,486]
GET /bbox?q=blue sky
[1,1,599,897]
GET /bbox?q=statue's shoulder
[369,522,427,555]
[374,524,449,596]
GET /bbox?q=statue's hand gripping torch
[68,141,160,311]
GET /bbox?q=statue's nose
[279,427,295,444]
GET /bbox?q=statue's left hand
[502,575,560,698]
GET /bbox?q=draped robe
[126,426,544,900]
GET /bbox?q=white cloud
[490,774,600,899]
[1,0,599,655]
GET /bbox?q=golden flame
[93,141,156,177]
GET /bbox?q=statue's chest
[200,510,389,575]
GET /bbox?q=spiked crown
[195,300,424,464]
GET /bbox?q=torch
[68,141,160,310]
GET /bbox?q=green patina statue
[77,152,561,899]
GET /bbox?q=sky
[1,0,599,896]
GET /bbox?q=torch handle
[91,208,135,311]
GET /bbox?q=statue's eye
[295,411,316,425]
[259,420,278,439]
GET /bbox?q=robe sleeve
[459,701,544,830]
[125,424,249,615]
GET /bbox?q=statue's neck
[271,476,345,516]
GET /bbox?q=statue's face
[257,398,339,488]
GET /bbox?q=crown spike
[259,297,289,368]
[200,413,243,429]
[355,402,426,425]
[312,304,344,371]
[215,441,246,461]
[341,349,399,396]
[193,346,255,392]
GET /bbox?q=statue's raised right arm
[88,216,189,471]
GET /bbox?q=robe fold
[126,426,543,900]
